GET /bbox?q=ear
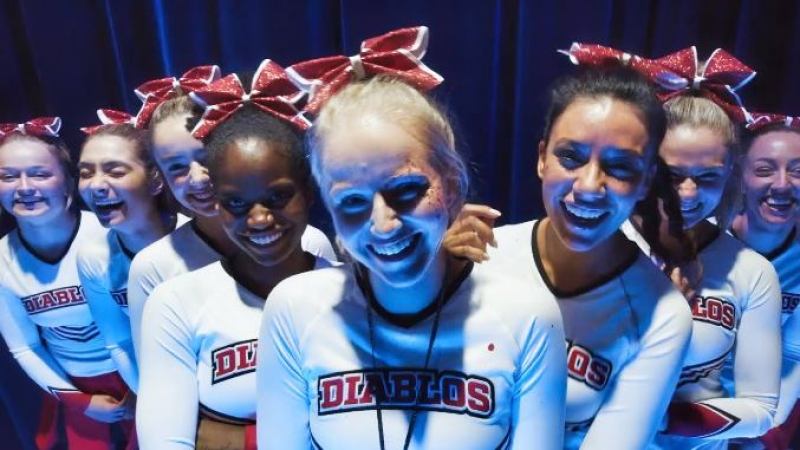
[148,169,165,196]
[536,140,547,179]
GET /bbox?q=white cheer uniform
[257,261,568,450]
[0,211,115,409]
[741,228,800,427]
[622,222,782,449]
[488,220,693,450]
[137,256,334,449]
[127,220,336,358]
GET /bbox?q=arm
[127,254,161,362]
[0,286,91,411]
[257,285,311,450]
[78,253,138,392]
[582,292,693,449]
[773,311,800,425]
[509,299,567,450]
[136,285,199,449]
[666,266,781,439]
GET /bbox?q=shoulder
[711,233,779,292]
[623,254,693,336]
[77,233,113,276]
[266,265,351,322]
[493,220,535,244]
[130,221,199,275]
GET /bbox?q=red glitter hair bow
[80,109,136,135]
[650,46,755,123]
[0,117,61,139]
[189,59,311,140]
[746,112,800,131]
[560,43,756,123]
[287,26,444,115]
[134,65,221,128]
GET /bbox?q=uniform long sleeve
[666,266,781,439]
[0,286,91,410]
[127,255,161,362]
[136,285,199,449]
[257,284,311,450]
[582,292,693,449]
[509,299,567,450]
[78,253,138,392]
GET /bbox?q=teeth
[248,231,284,246]
[681,203,700,212]
[94,199,123,207]
[372,235,415,256]
[191,191,214,201]
[564,203,604,219]
[766,198,793,207]
[16,197,42,204]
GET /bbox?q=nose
[17,174,35,194]
[370,193,401,237]
[187,161,210,188]
[247,203,275,230]
[573,160,606,201]
[772,169,792,192]
[677,177,698,202]
[87,172,110,197]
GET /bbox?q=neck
[18,209,78,259]
[194,214,237,257]
[539,217,633,295]
[731,212,794,256]
[227,246,313,298]
[117,209,174,253]
[368,250,451,316]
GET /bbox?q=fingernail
[489,208,502,217]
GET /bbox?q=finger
[463,216,497,247]
[450,245,489,263]
[459,204,502,220]
[445,232,488,255]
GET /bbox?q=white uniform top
[0,211,115,408]
[622,221,782,449]
[257,262,568,450]
[487,220,692,450]
[137,256,334,449]
[127,220,336,358]
[740,228,800,426]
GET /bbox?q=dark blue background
[1,1,799,448]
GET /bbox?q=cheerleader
[126,67,335,358]
[257,65,568,448]
[136,62,334,450]
[623,95,782,449]
[0,118,135,449]
[730,116,800,449]
[483,66,694,449]
[77,114,180,394]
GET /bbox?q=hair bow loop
[0,117,62,139]
[80,109,135,135]
[746,112,800,131]
[190,59,310,140]
[134,65,222,128]
[287,26,443,115]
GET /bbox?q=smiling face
[213,138,309,267]
[152,114,217,217]
[0,137,72,225]
[659,125,731,229]
[78,134,159,232]
[319,115,450,287]
[742,130,800,229]
[538,97,652,252]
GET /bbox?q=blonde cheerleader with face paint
[0,118,136,449]
[127,66,335,360]
[136,61,336,450]
[257,27,567,450]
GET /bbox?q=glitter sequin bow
[80,109,136,135]
[746,112,800,131]
[0,117,61,139]
[134,65,222,128]
[649,46,756,123]
[287,26,444,115]
[189,59,311,140]
[559,42,670,79]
